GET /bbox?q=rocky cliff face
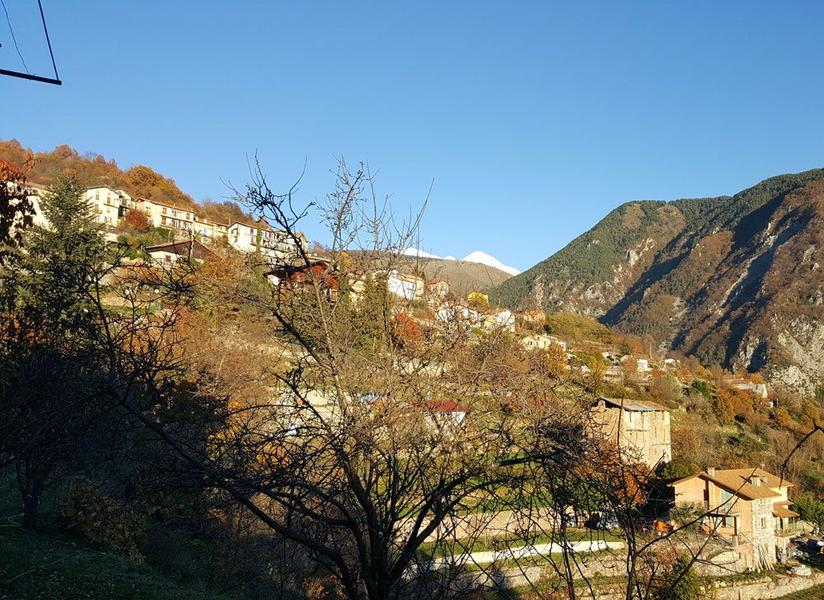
[492,170,824,394]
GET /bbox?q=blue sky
[2,2,824,270]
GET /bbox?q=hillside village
[17,179,824,590]
[6,3,824,597]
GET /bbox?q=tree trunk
[16,459,46,531]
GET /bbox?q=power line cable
[37,0,58,80]
[0,0,29,73]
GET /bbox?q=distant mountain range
[491,169,824,394]
[402,248,520,276]
[399,249,514,296]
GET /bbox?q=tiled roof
[717,467,794,490]
[674,467,792,501]
[773,506,799,518]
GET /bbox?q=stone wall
[749,497,777,569]
[714,572,824,600]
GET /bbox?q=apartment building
[26,184,304,259]
[86,186,135,226]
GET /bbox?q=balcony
[775,522,806,538]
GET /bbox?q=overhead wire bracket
[0,0,61,85]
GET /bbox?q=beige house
[386,270,425,302]
[86,186,134,226]
[590,397,671,470]
[520,333,566,352]
[426,279,450,305]
[227,222,306,260]
[672,467,803,568]
[28,184,134,229]
[519,309,546,326]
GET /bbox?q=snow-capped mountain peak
[461,251,520,276]
[402,248,520,276]
[402,247,442,259]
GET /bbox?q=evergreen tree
[0,175,108,530]
[21,175,106,327]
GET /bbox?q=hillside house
[435,304,482,333]
[387,270,425,301]
[484,308,515,332]
[663,358,679,370]
[426,279,450,305]
[87,186,134,226]
[672,467,803,568]
[519,309,546,328]
[520,333,567,352]
[145,239,217,265]
[728,379,769,400]
[270,256,338,301]
[228,222,306,260]
[589,397,671,470]
[427,400,467,426]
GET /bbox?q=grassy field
[0,526,231,600]
[0,475,230,600]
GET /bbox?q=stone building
[589,397,671,470]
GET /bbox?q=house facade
[426,279,450,305]
[26,184,305,260]
[520,333,567,352]
[589,397,671,470]
[672,467,803,568]
[386,270,425,302]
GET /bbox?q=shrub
[653,556,705,600]
[794,496,824,532]
[690,380,712,401]
[62,479,146,562]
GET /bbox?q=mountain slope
[397,255,512,296]
[491,169,824,393]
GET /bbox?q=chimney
[749,476,761,486]
[706,467,716,476]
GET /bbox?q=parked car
[788,565,812,577]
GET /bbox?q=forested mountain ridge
[491,169,824,394]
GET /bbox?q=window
[760,517,768,529]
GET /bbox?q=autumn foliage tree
[0,158,34,260]
[117,207,151,233]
